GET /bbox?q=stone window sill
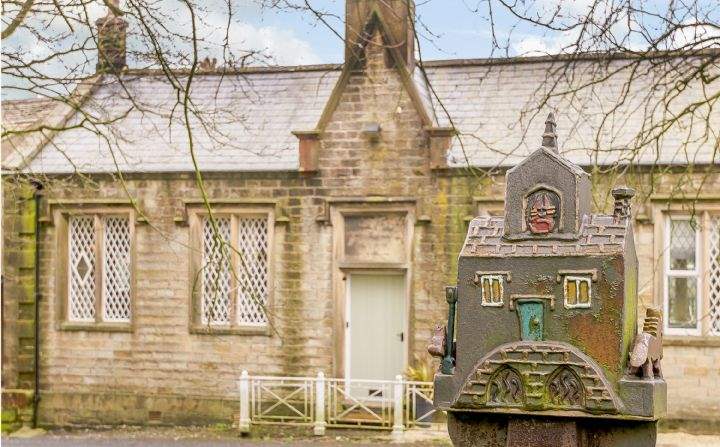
[190,324,271,336]
[663,336,720,348]
[60,322,132,333]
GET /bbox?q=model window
[68,214,132,323]
[480,275,503,306]
[198,214,270,327]
[564,276,591,308]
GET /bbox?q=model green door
[517,299,544,341]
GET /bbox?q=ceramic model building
[432,116,666,445]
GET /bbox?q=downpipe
[31,180,43,428]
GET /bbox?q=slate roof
[18,67,341,173]
[425,55,719,168]
[1,98,59,161]
[5,53,719,174]
[461,214,629,257]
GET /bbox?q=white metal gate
[238,371,440,439]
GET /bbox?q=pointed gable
[345,0,415,70]
[503,114,591,240]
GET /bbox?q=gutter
[31,180,43,428]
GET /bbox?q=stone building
[2,0,719,430]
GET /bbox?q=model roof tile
[462,214,630,257]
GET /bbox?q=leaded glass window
[664,218,699,334]
[199,214,269,327]
[709,215,720,335]
[68,214,132,323]
[236,217,268,325]
[68,216,96,321]
[201,217,232,325]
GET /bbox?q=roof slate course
[6,53,718,174]
[21,69,340,173]
[424,56,719,167]
[1,98,59,161]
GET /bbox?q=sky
[240,0,505,63]
[200,0,589,64]
[2,0,718,99]
[1,0,528,99]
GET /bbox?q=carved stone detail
[547,367,584,408]
[427,324,446,358]
[487,368,524,406]
[453,341,621,414]
[526,189,560,234]
[628,307,663,379]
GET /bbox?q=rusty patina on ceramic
[430,114,666,447]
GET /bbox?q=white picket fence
[238,371,438,439]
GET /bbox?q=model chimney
[96,0,127,73]
[541,113,558,152]
[345,0,415,69]
[612,186,636,222]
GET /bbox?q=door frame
[329,201,416,380]
[343,269,408,384]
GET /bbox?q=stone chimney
[96,0,127,73]
[345,0,415,70]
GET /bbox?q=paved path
[3,439,416,447]
[2,427,448,447]
[3,428,719,446]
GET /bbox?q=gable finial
[542,112,558,152]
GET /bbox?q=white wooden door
[346,273,406,388]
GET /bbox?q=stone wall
[4,174,720,428]
[1,179,38,391]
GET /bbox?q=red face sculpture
[527,191,558,234]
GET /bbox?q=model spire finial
[542,112,558,152]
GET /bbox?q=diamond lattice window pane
[709,216,720,335]
[236,217,268,325]
[201,217,231,324]
[670,219,696,270]
[102,217,131,322]
[68,216,96,321]
[667,276,697,329]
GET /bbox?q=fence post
[391,374,405,441]
[239,370,250,434]
[313,371,326,436]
